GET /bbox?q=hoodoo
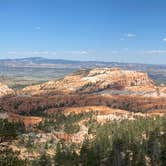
[21,68,154,96]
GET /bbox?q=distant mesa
[0,67,166,123]
[1,67,165,98]
[21,67,162,97]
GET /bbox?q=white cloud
[125,33,136,37]
[6,50,89,56]
[33,51,49,55]
[163,38,166,42]
[64,51,88,55]
[80,51,88,55]
[35,26,41,30]
[146,50,166,54]
[120,33,136,40]
[111,50,119,54]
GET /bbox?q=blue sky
[1,0,166,64]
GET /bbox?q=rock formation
[0,83,14,97]
[1,68,166,116]
[21,68,154,96]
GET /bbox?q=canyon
[0,67,166,124]
[1,67,166,163]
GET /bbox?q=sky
[1,0,166,64]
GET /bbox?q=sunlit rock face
[1,68,166,116]
[21,68,154,96]
[0,83,14,97]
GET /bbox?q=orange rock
[21,68,154,95]
[8,113,42,127]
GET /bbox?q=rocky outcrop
[1,68,166,116]
[0,83,14,97]
[8,113,42,127]
[21,68,153,96]
[59,106,129,115]
[0,112,42,127]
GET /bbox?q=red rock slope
[21,68,154,96]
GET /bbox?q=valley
[1,63,166,165]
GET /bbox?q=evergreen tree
[38,153,52,166]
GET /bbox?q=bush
[0,148,28,166]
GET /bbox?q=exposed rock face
[55,106,129,116]
[0,83,14,97]
[1,68,166,116]
[0,112,42,127]
[8,113,42,127]
[21,68,153,96]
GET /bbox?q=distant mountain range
[0,57,166,87]
[0,57,166,70]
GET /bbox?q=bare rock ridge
[0,83,14,97]
[1,68,166,118]
[21,68,155,96]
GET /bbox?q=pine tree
[38,152,51,166]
